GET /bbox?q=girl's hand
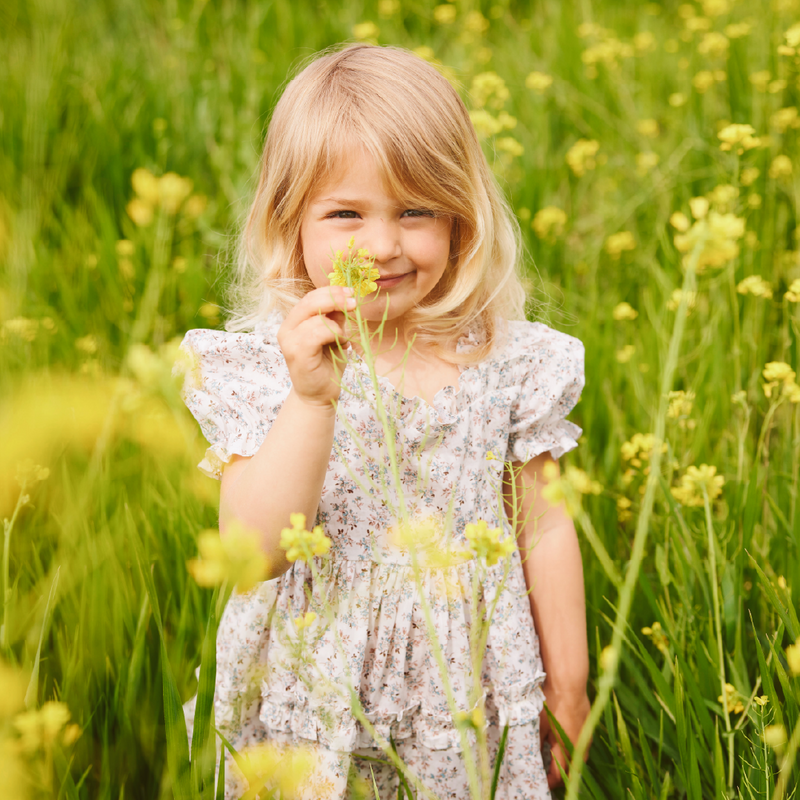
[277,286,357,408]
[539,686,591,788]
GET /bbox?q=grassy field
[2,0,800,797]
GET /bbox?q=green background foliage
[2,0,800,797]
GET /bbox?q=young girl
[181,43,589,800]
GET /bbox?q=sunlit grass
[2,0,800,797]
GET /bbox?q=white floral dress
[180,316,584,800]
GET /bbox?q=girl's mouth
[375,273,410,289]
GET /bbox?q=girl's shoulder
[484,319,584,375]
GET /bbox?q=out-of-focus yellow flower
[769,155,793,180]
[455,704,486,730]
[667,288,697,312]
[669,92,687,107]
[763,724,787,749]
[616,496,632,522]
[754,694,769,707]
[667,390,695,420]
[75,335,98,354]
[470,71,509,110]
[294,611,317,631]
[693,70,716,93]
[378,0,399,17]
[0,660,27,719]
[126,198,153,227]
[698,31,729,57]
[785,279,800,302]
[532,206,567,240]
[116,239,135,257]
[671,464,725,506]
[785,22,800,49]
[621,433,667,469]
[718,123,760,152]
[636,118,659,138]
[496,136,524,158]
[771,107,800,133]
[599,645,617,672]
[725,22,751,38]
[464,10,489,34]
[707,184,738,211]
[236,742,316,798]
[702,0,729,16]
[670,212,691,232]
[641,621,669,655]
[786,637,800,675]
[541,462,602,517]
[741,167,760,187]
[737,275,772,298]
[14,701,76,753]
[158,173,193,214]
[464,520,515,566]
[634,31,657,53]
[433,4,456,24]
[1,317,38,344]
[183,194,208,218]
[352,21,379,40]
[750,70,771,92]
[525,71,553,93]
[605,231,636,259]
[131,168,161,206]
[674,211,745,272]
[636,152,659,175]
[616,345,636,363]
[717,683,744,714]
[188,521,270,593]
[689,197,709,220]
[763,361,796,384]
[566,139,600,177]
[469,109,503,139]
[613,302,638,321]
[14,459,50,488]
[485,451,497,461]
[280,513,332,563]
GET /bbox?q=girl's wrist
[287,388,339,419]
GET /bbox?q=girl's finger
[282,287,356,332]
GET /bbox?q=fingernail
[343,287,355,296]
[346,298,357,309]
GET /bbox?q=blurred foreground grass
[2,0,800,797]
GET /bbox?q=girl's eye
[402,209,435,218]
[328,210,360,219]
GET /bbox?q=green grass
[2,0,800,797]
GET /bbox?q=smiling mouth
[375,273,411,288]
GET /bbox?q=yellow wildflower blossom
[725,22,751,38]
[470,72,509,110]
[455,704,486,730]
[328,239,379,297]
[188,522,270,593]
[749,70,771,92]
[126,198,153,226]
[771,107,800,133]
[671,464,725,506]
[674,211,745,272]
[0,660,27,719]
[236,742,316,798]
[634,31,657,52]
[616,496,632,522]
[496,136,524,158]
[669,92,687,107]
[485,451,497,461]
[605,231,636,258]
[769,155,793,180]
[599,645,617,672]
[532,206,567,240]
[464,11,489,34]
[693,70,716,93]
[717,682,744,714]
[707,184,738,211]
[784,279,800,302]
[754,695,769,707]
[131,168,161,206]
[294,611,317,630]
[689,197,709,220]
[621,433,667,468]
[670,212,691,232]
[158,173,193,214]
[541,463,601,516]
[785,22,800,49]
[280,513,332,563]
[566,139,600,177]
[763,361,796,384]
[378,0,399,17]
[14,701,76,753]
[464,520,515,566]
[718,123,760,152]
[636,152,659,175]
[741,167,760,187]
[667,288,697,311]
[698,32,729,57]
[737,275,773,299]
[764,724,787,749]
[641,621,669,655]
[353,21,379,40]
[469,109,503,139]
[616,345,636,363]
[636,118,659,138]
[786,637,800,675]
[525,71,553,93]
[667,390,694,419]
[433,4,456,24]
[14,459,50,488]
[612,302,638,321]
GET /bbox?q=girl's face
[299,149,452,338]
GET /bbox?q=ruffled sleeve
[177,323,292,479]
[505,321,585,463]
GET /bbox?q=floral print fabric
[179,316,584,799]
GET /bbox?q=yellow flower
[541,464,601,516]
[352,21,379,40]
[75,334,98,354]
[667,288,697,311]
[717,123,761,152]
[183,194,208,218]
[667,390,695,419]
[126,198,154,226]
[698,31,729,57]
[470,71,509,110]
[671,464,725,507]
[741,167,760,187]
[485,451,497,461]
[496,136,524,158]
[669,92,687,107]
[707,184,739,211]
[785,22,800,49]
[464,520,515,566]
[636,152,659,175]
[158,172,193,214]
[737,275,773,299]
[464,11,489,34]
[725,22,751,38]
[328,240,379,297]
[236,742,316,798]
[754,694,769,707]
[717,682,744,713]
[763,724,787,749]
[599,645,617,672]
[670,212,691,232]
[763,361,796,384]
[116,239,135,258]
[279,513,332,563]
[641,621,669,655]
[566,139,600,176]
[616,496,632,522]
[786,637,800,675]
[673,211,745,272]
[532,206,567,240]
[131,167,160,206]
[771,107,800,133]
[785,279,800,302]
[621,433,667,467]
[693,70,716,93]
[469,109,503,139]
[613,302,638,321]
[525,71,553,93]
[455,704,486,730]
[378,0,398,16]
[294,611,317,631]
[187,521,270,593]
[605,231,636,258]
[616,344,636,363]
[689,197,709,220]
[14,458,50,488]
[433,4,456,24]
[0,660,27,719]
[14,701,74,753]
[636,118,659,138]
[769,155,793,180]
[633,31,656,53]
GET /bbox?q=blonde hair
[226,43,527,363]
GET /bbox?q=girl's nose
[366,219,402,263]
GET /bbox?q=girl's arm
[218,286,356,579]
[504,452,590,787]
